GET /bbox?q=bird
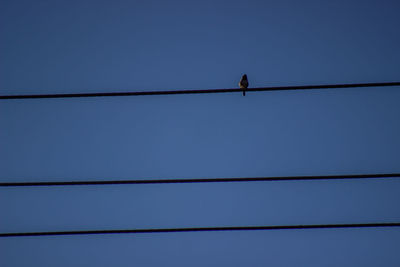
[239,74,248,96]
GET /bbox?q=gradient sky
[1,0,400,266]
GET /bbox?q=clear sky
[1,0,400,266]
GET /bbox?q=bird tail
[243,90,246,96]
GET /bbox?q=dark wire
[1,222,399,237]
[1,173,399,187]
[1,82,399,99]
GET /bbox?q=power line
[1,173,399,187]
[1,222,399,237]
[1,82,399,99]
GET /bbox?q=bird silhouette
[239,74,248,96]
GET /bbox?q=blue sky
[1,0,400,266]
